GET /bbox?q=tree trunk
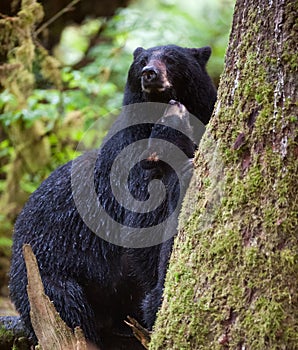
[149,1,298,349]
[0,0,56,224]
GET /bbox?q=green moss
[0,325,14,342]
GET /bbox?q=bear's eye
[164,56,175,65]
[139,58,148,67]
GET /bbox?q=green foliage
[106,0,234,80]
[0,237,12,248]
[0,0,234,235]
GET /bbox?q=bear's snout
[142,66,158,82]
[141,60,171,93]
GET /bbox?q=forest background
[0,0,234,309]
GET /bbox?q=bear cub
[129,99,197,328]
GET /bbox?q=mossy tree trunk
[150,1,297,349]
[0,0,60,227]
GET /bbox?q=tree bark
[149,0,298,349]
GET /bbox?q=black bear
[9,45,217,349]
[130,99,197,329]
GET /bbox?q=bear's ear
[189,46,212,66]
[133,47,145,59]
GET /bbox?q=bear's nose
[142,66,158,82]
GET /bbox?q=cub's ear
[189,46,212,66]
[133,47,145,59]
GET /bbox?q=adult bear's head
[123,45,217,125]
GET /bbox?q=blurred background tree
[0,0,234,301]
